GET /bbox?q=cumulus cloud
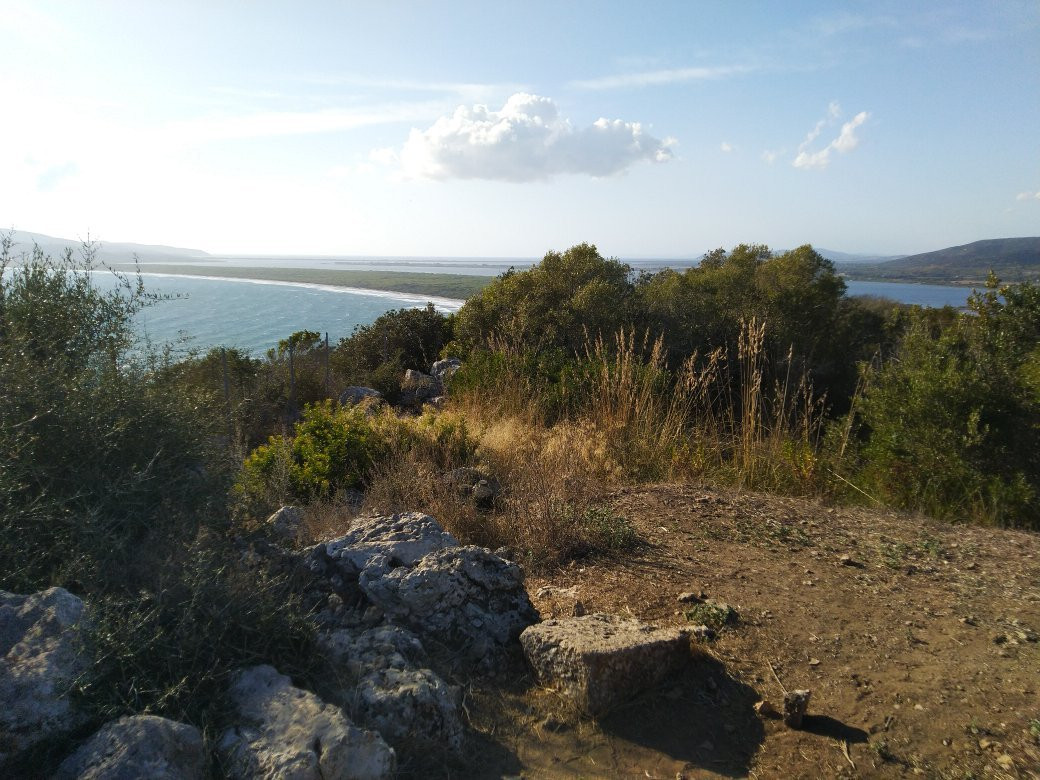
[720,141,734,153]
[792,103,869,170]
[1015,190,1040,201]
[393,93,675,182]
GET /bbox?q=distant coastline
[108,263,491,301]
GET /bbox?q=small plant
[579,507,639,552]
[684,602,737,631]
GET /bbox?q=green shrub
[67,538,318,757]
[855,279,1040,526]
[0,239,229,593]
[236,400,388,511]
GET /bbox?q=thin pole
[288,342,297,422]
[220,347,232,440]
[324,331,330,399]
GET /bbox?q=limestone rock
[318,512,459,578]
[219,665,395,780]
[266,505,303,544]
[430,357,462,383]
[399,369,441,407]
[54,715,205,780]
[360,546,538,657]
[519,613,693,716]
[320,626,463,751]
[339,386,384,406]
[0,587,88,763]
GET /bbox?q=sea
[82,257,976,356]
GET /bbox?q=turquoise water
[85,268,974,356]
[89,272,463,356]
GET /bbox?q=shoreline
[108,263,492,302]
[122,270,467,312]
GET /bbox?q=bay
[89,272,463,356]
[87,265,976,357]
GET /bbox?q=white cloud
[720,142,734,153]
[792,104,869,169]
[1015,191,1040,201]
[392,93,675,182]
[761,149,779,164]
[569,65,751,90]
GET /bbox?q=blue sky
[2,1,1038,257]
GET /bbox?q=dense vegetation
[1,237,1037,769]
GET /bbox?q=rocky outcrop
[54,715,205,780]
[0,587,88,763]
[430,357,462,383]
[399,369,441,408]
[319,512,459,576]
[339,386,384,406]
[320,626,463,752]
[301,513,537,662]
[360,545,537,660]
[218,665,395,780]
[520,613,694,716]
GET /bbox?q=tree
[453,243,634,354]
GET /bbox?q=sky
[1,0,1038,258]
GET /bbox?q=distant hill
[843,237,1040,284]
[816,248,905,264]
[1,228,209,263]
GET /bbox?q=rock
[677,592,705,604]
[431,357,462,383]
[0,587,89,763]
[339,386,384,406]
[360,546,537,658]
[219,665,395,780]
[444,468,501,507]
[399,370,441,408]
[307,512,459,585]
[519,613,693,716]
[783,689,811,728]
[319,626,463,752]
[266,505,303,543]
[54,715,205,780]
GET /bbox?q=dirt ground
[458,483,1040,779]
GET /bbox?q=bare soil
[459,483,1040,779]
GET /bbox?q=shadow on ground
[599,654,765,778]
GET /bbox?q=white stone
[219,665,395,780]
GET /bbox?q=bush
[453,243,634,354]
[0,239,229,593]
[331,304,453,399]
[236,400,388,511]
[854,279,1040,526]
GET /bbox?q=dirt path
[466,483,1040,779]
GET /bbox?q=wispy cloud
[720,142,734,153]
[384,93,675,182]
[569,65,752,90]
[1016,190,1040,201]
[792,103,870,170]
[165,102,443,144]
[298,75,526,102]
[810,12,897,37]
